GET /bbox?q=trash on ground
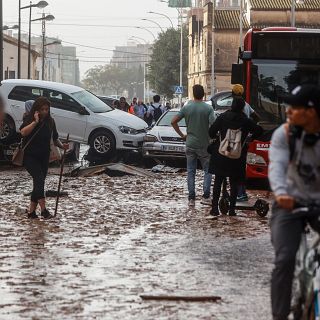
[151,164,184,173]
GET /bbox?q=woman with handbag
[20,97,68,219]
[208,97,263,216]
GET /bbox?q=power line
[46,51,148,59]
[21,29,151,56]
[46,56,148,63]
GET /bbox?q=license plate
[162,145,184,152]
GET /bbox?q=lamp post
[31,13,54,80]
[291,0,305,27]
[18,0,48,79]
[135,26,156,41]
[148,11,174,28]
[141,18,164,33]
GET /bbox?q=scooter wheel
[219,198,230,215]
[255,199,269,217]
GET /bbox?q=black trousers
[212,175,239,212]
[270,204,320,320]
[24,154,49,203]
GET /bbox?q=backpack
[151,104,163,122]
[218,128,243,159]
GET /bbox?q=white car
[143,109,187,159]
[0,80,147,157]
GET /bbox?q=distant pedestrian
[20,97,69,219]
[129,97,137,114]
[231,84,258,202]
[118,97,130,112]
[112,100,120,109]
[147,95,164,124]
[134,99,147,120]
[164,102,171,112]
[171,84,216,207]
[23,100,34,121]
[208,97,262,216]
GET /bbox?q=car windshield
[71,90,113,113]
[157,111,186,127]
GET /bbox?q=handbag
[49,136,62,163]
[12,123,44,166]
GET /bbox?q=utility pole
[42,13,45,80]
[211,0,215,95]
[18,0,21,78]
[239,0,243,49]
[0,0,3,81]
[179,3,183,105]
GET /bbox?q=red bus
[232,27,320,179]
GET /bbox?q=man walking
[147,95,164,124]
[171,84,216,206]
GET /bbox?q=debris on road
[69,163,157,178]
[140,294,222,302]
[151,164,184,173]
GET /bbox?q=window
[8,86,45,102]
[45,89,81,113]
[71,90,112,113]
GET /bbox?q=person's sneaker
[229,210,237,216]
[40,209,53,220]
[188,199,195,207]
[237,194,249,202]
[200,197,212,206]
[27,211,38,219]
[210,208,220,216]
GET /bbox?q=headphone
[291,126,320,146]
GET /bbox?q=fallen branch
[140,295,222,302]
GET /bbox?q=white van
[0,80,147,157]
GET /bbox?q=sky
[3,0,187,79]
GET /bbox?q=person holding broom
[20,97,68,219]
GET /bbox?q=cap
[282,85,320,109]
[232,84,244,96]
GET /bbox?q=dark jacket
[208,110,263,180]
[20,117,58,160]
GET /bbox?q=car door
[7,85,44,126]
[45,89,88,142]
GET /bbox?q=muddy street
[0,167,273,319]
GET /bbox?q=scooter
[218,178,269,217]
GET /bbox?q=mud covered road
[0,167,273,319]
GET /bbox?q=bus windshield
[250,60,320,130]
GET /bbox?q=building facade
[188,0,320,98]
[3,32,39,80]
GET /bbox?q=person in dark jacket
[20,97,68,219]
[208,97,263,216]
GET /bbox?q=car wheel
[0,116,16,143]
[89,130,116,158]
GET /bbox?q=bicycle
[291,204,320,320]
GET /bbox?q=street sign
[168,0,192,8]
[174,86,184,94]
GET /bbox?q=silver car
[142,109,187,159]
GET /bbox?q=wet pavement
[0,167,274,319]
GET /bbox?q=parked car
[0,80,148,158]
[206,90,233,113]
[97,95,117,107]
[142,109,187,159]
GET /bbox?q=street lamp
[291,0,305,27]
[148,11,174,29]
[141,18,164,33]
[135,26,156,41]
[130,36,148,44]
[18,0,48,79]
[31,14,55,80]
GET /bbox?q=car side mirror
[78,106,89,115]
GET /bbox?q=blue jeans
[186,147,212,200]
